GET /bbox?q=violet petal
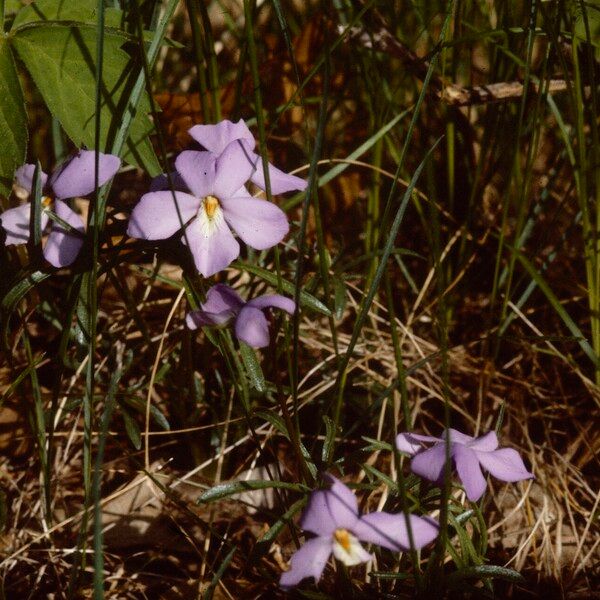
[15,164,48,194]
[234,306,270,348]
[186,309,235,330]
[212,141,255,199]
[410,443,448,483]
[220,195,289,250]
[300,476,359,536]
[50,150,120,199]
[476,448,534,483]
[448,428,474,445]
[182,217,240,277]
[149,171,189,193]
[279,536,332,589]
[43,200,85,268]
[1,203,49,245]
[353,512,439,552]
[186,285,245,330]
[127,191,200,240]
[246,294,295,315]
[468,431,499,452]
[453,445,487,501]
[202,284,245,314]
[396,432,442,455]
[250,157,308,195]
[175,151,217,198]
[188,119,255,154]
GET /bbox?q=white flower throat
[332,528,369,566]
[198,195,224,238]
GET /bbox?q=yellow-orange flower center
[42,196,53,208]
[203,195,220,219]
[333,529,352,552]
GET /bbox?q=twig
[343,24,575,106]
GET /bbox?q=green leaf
[254,409,289,438]
[0,353,45,406]
[120,406,141,450]
[11,24,160,174]
[234,261,332,316]
[333,276,347,320]
[121,395,170,431]
[0,36,27,197]
[447,565,526,587]
[202,546,236,600]
[4,0,25,16]
[239,341,266,392]
[321,415,336,463]
[197,480,309,504]
[1,269,50,315]
[574,4,600,57]
[11,0,122,30]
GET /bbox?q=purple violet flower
[185,283,295,348]
[127,141,290,277]
[0,150,121,268]
[396,428,534,502]
[188,119,307,195]
[279,474,439,589]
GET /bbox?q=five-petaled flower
[396,428,534,502]
[279,474,439,589]
[0,150,121,268]
[186,283,295,348]
[127,141,291,277]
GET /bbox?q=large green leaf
[0,36,27,197]
[11,0,123,31]
[11,24,160,174]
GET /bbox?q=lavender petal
[127,191,200,240]
[234,306,270,348]
[453,445,487,501]
[188,119,255,155]
[43,200,85,267]
[246,294,295,315]
[220,195,289,250]
[476,448,534,483]
[183,218,240,277]
[353,511,439,552]
[410,443,448,483]
[279,536,332,589]
[50,150,120,199]
[175,151,217,198]
[15,164,48,194]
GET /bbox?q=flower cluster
[0,119,535,593]
[280,428,533,589]
[1,119,300,346]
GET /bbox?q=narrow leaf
[197,480,309,504]
[239,341,266,392]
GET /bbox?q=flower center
[42,196,53,208]
[333,529,352,552]
[203,195,220,219]
[197,195,224,239]
[331,528,370,567]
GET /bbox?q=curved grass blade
[197,480,309,504]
